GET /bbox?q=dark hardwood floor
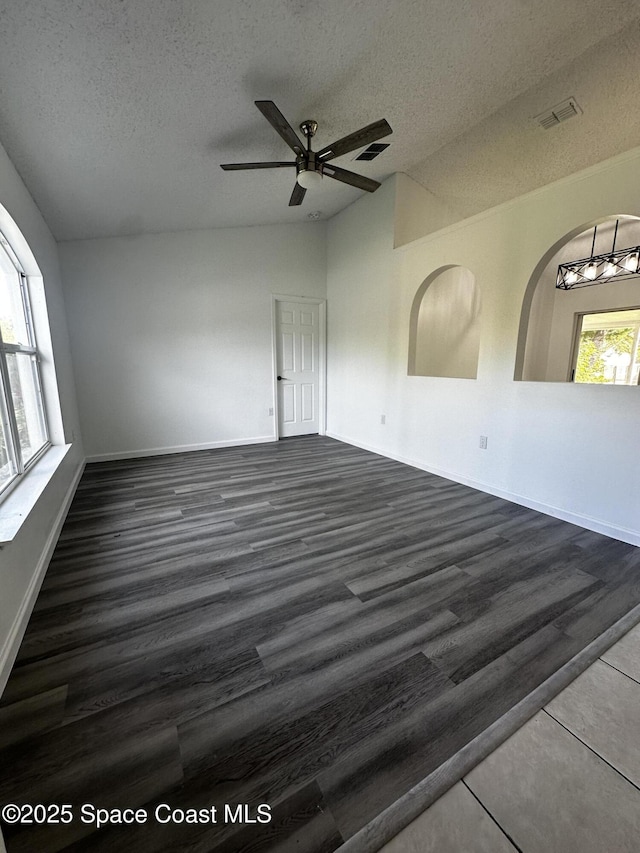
[1,436,639,852]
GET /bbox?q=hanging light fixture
[623,249,640,272]
[602,256,617,277]
[556,220,640,290]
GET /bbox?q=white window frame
[570,305,640,385]
[0,230,51,499]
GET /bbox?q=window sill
[0,444,73,544]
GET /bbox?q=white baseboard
[0,458,86,697]
[86,435,276,463]
[327,431,640,547]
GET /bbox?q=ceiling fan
[220,100,392,206]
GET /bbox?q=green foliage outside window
[575,326,634,384]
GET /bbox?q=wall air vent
[354,142,390,161]
[534,97,582,130]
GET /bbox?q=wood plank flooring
[1,436,639,852]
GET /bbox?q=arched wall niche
[515,215,640,383]
[408,265,481,379]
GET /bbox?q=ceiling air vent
[354,142,390,161]
[535,97,582,130]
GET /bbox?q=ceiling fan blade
[322,164,381,193]
[289,182,306,206]
[220,161,296,170]
[316,119,392,162]
[255,101,305,156]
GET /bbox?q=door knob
[277,375,290,381]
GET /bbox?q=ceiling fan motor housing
[297,150,319,174]
[220,101,391,205]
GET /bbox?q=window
[572,308,640,385]
[0,232,49,495]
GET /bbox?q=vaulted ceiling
[1,0,639,241]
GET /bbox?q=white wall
[327,155,640,545]
[394,173,460,248]
[0,140,83,692]
[59,224,326,460]
[326,179,397,450]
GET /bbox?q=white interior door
[275,299,320,437]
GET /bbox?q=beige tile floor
[380,620,640,853]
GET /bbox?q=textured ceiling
[0,0,639,241]
[409,20,640,218]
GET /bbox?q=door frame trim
[271,294,327,440]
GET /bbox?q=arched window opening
[408,265,481,379]
[516,216,640,383]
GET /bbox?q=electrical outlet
[479,435,488,449]
[380,414,386,425]
[268,407,274,416]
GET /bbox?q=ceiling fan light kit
[296,168,323,190]
[220,100,392,206]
